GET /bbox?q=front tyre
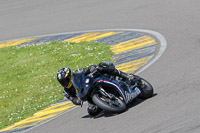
[92,93,126,113]
[138,78,154,99]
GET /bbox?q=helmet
[57,67,73,88]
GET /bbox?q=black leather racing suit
[63,62,134,116]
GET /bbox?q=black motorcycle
[72,70,153,113]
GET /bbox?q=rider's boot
[117,71,137,84]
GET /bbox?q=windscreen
[72,72,85,94]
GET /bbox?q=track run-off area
[0,29,166,132]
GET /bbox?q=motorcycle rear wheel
[138,77,154,99]
[92,93,126,113]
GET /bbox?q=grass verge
[0,41,113,129]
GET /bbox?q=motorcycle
[72,69,153,113]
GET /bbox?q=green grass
[0,41,113,129]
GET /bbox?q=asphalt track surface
[1,0,200,133]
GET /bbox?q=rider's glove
[71,97,82,105]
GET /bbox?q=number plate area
[135,87,141,95]
[125,87,141,103]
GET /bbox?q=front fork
[98,86,120,106]
[99,86,114,99]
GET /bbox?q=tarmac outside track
[1,0,200,133]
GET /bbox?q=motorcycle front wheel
[92,92,126,113]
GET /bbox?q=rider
[57,62,136,116]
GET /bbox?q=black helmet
[57,67,73,88]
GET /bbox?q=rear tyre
[138,78,154,99]
[92,93,126,113]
